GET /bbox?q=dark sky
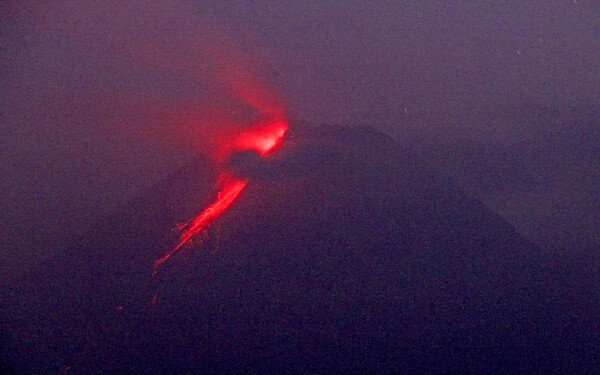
[1,0,599,279]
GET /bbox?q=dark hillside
[2,125,597,373]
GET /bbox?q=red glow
[153,42,289,275]
[216,118,288,162]
[233,119,288,155]
[153,116,288,274]
[154,175,247,274]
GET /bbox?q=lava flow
[153,118,287,274]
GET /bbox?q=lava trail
[153,175,247,274]
[153,118,287,274]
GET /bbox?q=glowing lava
[153,175,247,274]
[216,118,288,162]
[231,119,287,155]
[153,118,287,274]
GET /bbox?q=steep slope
[2,125,598,373]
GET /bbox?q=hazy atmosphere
[2,1,599,278]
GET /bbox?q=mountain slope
[2,125,598,373]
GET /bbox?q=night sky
[1,1,599,286]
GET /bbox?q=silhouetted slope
[2,125,598,373]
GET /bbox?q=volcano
[2,125,598,373]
